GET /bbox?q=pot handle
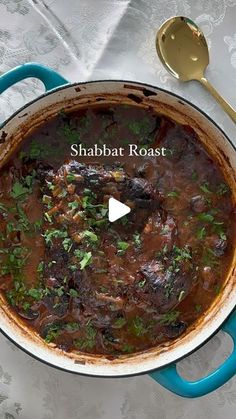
[149,311,236,398]
[0,63,68,94]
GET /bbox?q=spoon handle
[199,76,236,123]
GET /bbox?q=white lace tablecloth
[0,1,236,418]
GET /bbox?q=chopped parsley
[197,211,226,240]
[202,248,219,267]
[178,290,185,302]
[28,288,44,301]
[138,278,146,288]
[37,261,44,273]
[60,123,80,145]
[167,190,180,198]
[133,232,141,248]
[113,317,126,328]
[44,212,53,223]
[69,289,79,298]
[74,250,92,270]
[64,322,79,332]
[128,117,152,138]
[66,173,76,182]
[191,170,198,181]
[44,324,61,343]
[131,316,148,337]
[117,241,129,255]
[159,310,180,325]
[11,172,36,200]
[200,182,212,194]
[1,246,30,278]
[121,344,135,353]
[195,304,202,313]
[0,203,7,214]
[74,325,97,350]
[197,213,214,223]
[196,226,206,240]
[43,229,68,246]
[81,230,98,243]
[217,182,230,196]
[11,182,30,199]
[167,245,192,274]
[62,237,73,252]
[68,201,79,210]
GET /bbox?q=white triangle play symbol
[108,197,131,222]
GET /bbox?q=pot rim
[0,305,235,378]
[0,79,235,377]
[0,78,235,152]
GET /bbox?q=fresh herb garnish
[74,325,97,350]
[200,182,212,194]
[196,226,206,240]
[60,124,80,145]
[128,117,152,138]
[37,261,44,273]
[44,324,61,343]
[66,173,76,182]
[11,172,36,200]
[69,264,77,272]
[81,230,98,243]
[113,317,126,328]
[74,250,92,270]
[159,310,180,325]
[197,212,214,223]
[160,225,170,235]
[117,241,129,255]
[119,215,129,226]
[64,322,79,332]
[68,201,79,210]
[214,284,221,294]
[133,232,141,248]
[69,289,79,298]
[54,286,65,297]
[11,181,30,199]
[191,171,198,181]
[6,280,27,306]
[138,279,146,288]
[1,246,30,278]
[0,203,7,214]
[217,182,230,196]
[195,304,202,313]
[28,288,44,301]
[202,248,219,267]
[121,344,135,353]
[16,204,31,231]
[197,212,226,240]
[131,316,147,337]
[167,190,180,198]
[178,290,185,302]
[44,212,53,223]
[167,245,192,274]
[34,219,43,231]
[62,237,73,252]
[43,229,68,246]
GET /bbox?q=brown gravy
[0,104,234,356]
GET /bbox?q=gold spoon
[156,16,236,123]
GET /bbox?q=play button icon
[108,197,131,222]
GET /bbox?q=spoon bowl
[156,16,209,81]
[156,16,236,123]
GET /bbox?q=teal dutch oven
[0,63,235,398]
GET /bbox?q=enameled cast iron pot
[0,63,235,398]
